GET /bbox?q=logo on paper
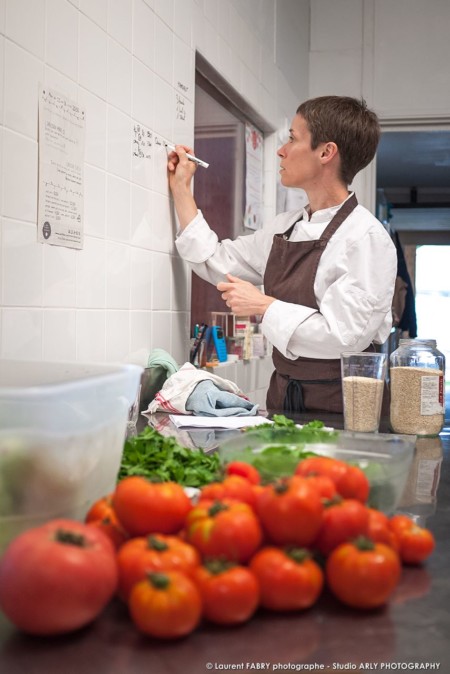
[42,221,51,239]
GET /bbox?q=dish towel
[147,348,179,376]
[146,362,259,416]
[185,380,258,417]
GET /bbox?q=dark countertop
[1,412,449,672]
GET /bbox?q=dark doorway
[190,75,247,331]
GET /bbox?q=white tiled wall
[309,0,450,212]
[2,0,448,402]
[310,0,450,119]
[0,0,309,392]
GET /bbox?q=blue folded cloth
[185,380,259,417]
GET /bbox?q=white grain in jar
[342,376,384,432]
[390,366,444,436]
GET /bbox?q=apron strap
[283,377,342,413]
[284,379,305,413]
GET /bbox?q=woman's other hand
[217,274,275,316]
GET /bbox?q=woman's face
[277,114,324,189]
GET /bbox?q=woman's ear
[320,142,339,163]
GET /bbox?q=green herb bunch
[119,426,220,487]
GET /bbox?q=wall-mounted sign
[244,123,263,230]
[38,86,85,249]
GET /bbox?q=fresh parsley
[119,426,221,487]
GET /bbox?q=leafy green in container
[119,427,220,487]
[223,444,318,482]
[244,416,339,445]
[218,417,339,483]
[252,445,318,482]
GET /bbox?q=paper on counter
[168,415,273,430]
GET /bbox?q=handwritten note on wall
[176,93,186,121]
[131,86,191,166]
[133,123,153,159]
[38,87,85,249]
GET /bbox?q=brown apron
[264,193,384,415]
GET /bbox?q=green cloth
[147,348,179,376]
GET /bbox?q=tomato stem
[285,547,311,564]
[208,501,229,517]
[323,495,343,508]
[352,536,376,551]
[204,558,235,575]
[147,535,169,552]
[273,480,289,495]
[54,530,87,547]
[147,572,170,589]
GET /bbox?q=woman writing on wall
[167,95,397,414]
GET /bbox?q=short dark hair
[296,96,380,185]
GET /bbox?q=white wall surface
[309,0,450,209]
[310,0,450,117]
[0,0,309,371]
[2,0,448,384]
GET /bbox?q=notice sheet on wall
[244,123,263,230]
[38,86,85,249]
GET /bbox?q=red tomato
[250,546,323,611]
[296,456,369,503]
[0,519,118,635]
[200,475,256,507]
[256,476,323,546]
[334,464,370,503]
[326,537,402,609]
[389,513,417,539]
[366,508,398,550]
[389,514,435,565]
[87,512,129,551]
[225,461,261,485]
[252,483,269,504]
[185,499,262,563]
[303,474,337,500]
[113,477,192,536]
[296,456,348,484]
[193,560,259,625]
[117,534,201,601]
[129,570,202,639]
[85,493,130,550]
[314,498,369,556]
[85,493,115,523]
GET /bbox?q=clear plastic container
[218,428,415,514]
[390,339,445,436]
[0,360,142,553]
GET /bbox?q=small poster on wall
[244,122,263,230]
[38,86,85,249]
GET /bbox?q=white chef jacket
[175,194,397,360]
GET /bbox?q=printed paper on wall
[38,86,85,249]
[244,122,263,231]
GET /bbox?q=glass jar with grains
[390,339,445,436]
